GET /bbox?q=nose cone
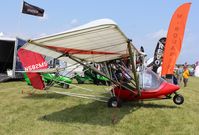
[164,82,180,93]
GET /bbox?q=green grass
[0,77,199,135]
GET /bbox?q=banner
[152,37,166,73]
[22,1,44,17]
[161,3,191,76]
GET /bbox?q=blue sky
[0,0,198,64]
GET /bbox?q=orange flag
[161,3,191,76]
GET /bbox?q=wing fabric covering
[18,48,48,90]
[21,19,138,63]
[161,3,191,76]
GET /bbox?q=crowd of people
[175,61,199,87]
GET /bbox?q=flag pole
[17,0,24,37]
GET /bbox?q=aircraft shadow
[131,101,178,109]
[39,101,178,126]
[23,93,66,99]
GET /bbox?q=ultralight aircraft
[17,3,191,107]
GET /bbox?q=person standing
[177,65,183,83]
[183,67,189,87]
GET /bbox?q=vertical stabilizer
[18,48,48,90]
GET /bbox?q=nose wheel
[173,94,184,105]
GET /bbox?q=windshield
[139,68,165,90]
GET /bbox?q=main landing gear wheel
[63,84,69,89]
[173,94,184,105]
[108,97,122,108]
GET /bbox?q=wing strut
[68,55,137,94]
[127,39,140,96]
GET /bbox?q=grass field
[0,77,199,135]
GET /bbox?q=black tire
[107,97,122,108]
[78,81,84,84]
[100,80,106,85]
[106,81,111,86]
[63,84,69,89]
[173,94,184,105]
[77,79,84,84]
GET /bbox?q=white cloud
[146,29,167,39]
[35,33,48,38]
[135,29,167,59]
[63,19,80,30]
[0,32,4,36]
[70,19,78,25]
[145,29,198,64]
[39,33,47,37]
[0,32,30,39]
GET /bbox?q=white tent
[194,65,199,77]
